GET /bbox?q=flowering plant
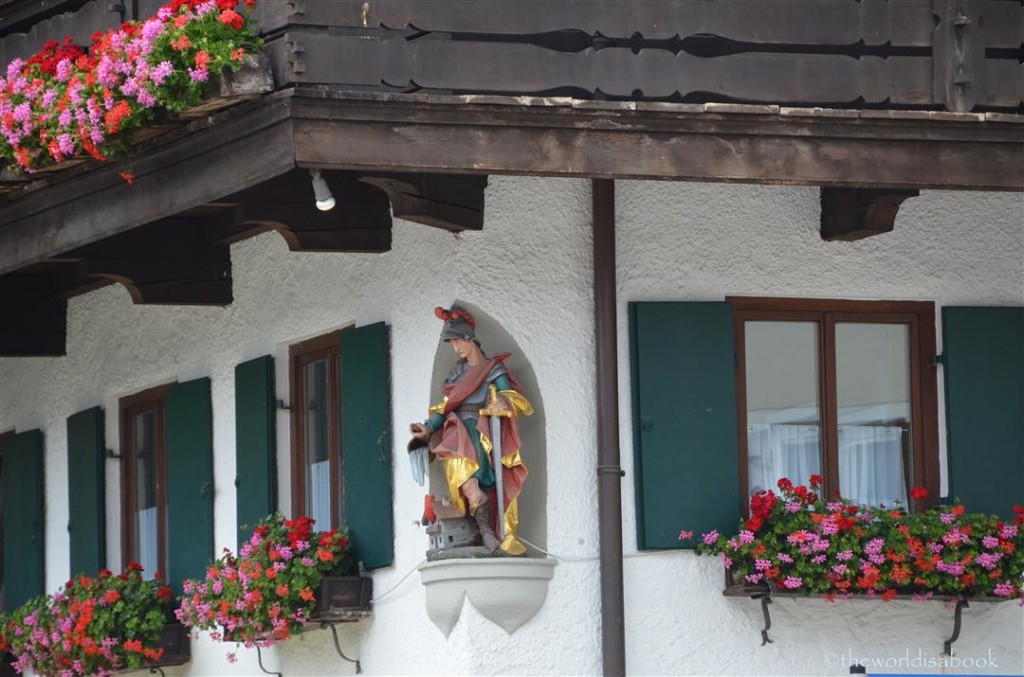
[0,564,174,676]
[176,513,354,651]
[0,0,261,173]
[683,475,1024,602]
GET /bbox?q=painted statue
[409,307,532,555]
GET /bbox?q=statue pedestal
[418,558,557,637]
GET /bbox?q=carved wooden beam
[65,216,234,305]
[219,169,394,252]
[933,0,987,113]
[820,187,920,241]
[359,173,486,232]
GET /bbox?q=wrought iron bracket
[255,646,282,677]
[321,621,362,674]
[148,667,165,677]
[753,593,774,646]
[944,599,969,656]
[741,589,975,655]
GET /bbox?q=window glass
[121,387,167,579]
[744,321,822,498]
[303,358,332,528]
[291,331,343,530]
[130,409,160,576]
[835,323,911,506]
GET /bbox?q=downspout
[593,179,626,676]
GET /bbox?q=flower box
[0,0,270,177]
[0,168,29,194]
[175,52,273,119]
[721,567,1009,603]
[145,621,191,669]
[179,513,359,656]
[309,576,373,622]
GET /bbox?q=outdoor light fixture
[310,169,336,211]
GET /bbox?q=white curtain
[137,506,158,577]
[839,425,906,506]
[747,423,907,507]
[309,460,331,527]
[747,423,820,496]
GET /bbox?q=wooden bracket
[359,173,486,232]
[224,169,394,252]
[67,217,234,305]
[820,187,920,241]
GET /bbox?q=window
[285,322,394,568]
[290,331,343,530]
[733,298,939,509]
[630,301,1017,551]
[120,385,169,577]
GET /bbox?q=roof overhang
[2,88,1021,276]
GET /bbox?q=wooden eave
[2,89,1022,276]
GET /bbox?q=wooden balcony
[2,0,1021,113]
[0,1,1021,356]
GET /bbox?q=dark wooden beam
[290,92,1024,191]
[820,187,920,241]
[221,169,394,253]
[0,97,294,276]
[0,278,67,356]
[359,173,486,231]
[1,91,1022,282]
[67,217,234,305]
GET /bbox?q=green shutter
[165,378,214,594]
[1,430,45,609]
[67,407,106,577]
[943,306,1024,518]
[630,302,741,549]
[340,322,393,569]
[235,356,277,544]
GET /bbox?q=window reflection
[744,321,823,500]
[835,323,911,506]
[304,359,331,528]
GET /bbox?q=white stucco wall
[0,177,1021,676]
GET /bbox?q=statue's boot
[471,497,501,553]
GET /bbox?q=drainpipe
[593,179,625,676]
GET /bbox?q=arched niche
[425,301,548,553]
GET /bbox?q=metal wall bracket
[321,621,362,674]
[754,593,773,645]
[743,590,974,656]
[944,598,968,656]
[255,646,282,677]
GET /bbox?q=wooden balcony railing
[1,0,1020,113]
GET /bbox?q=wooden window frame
[730,297,939,510]
[289,331,343,529]
[119,385,171,575]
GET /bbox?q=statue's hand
[409,422,430,443]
